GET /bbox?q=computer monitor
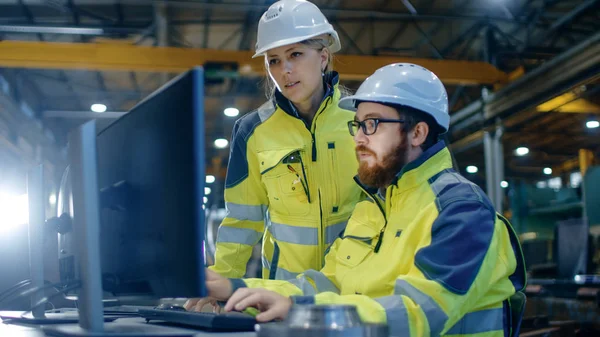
[46,67,207,336]
[96,68,207,299]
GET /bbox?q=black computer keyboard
[137,308,257,332]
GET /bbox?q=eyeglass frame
[347,118,406,136]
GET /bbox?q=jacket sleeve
[291,200,518,337]
[209,116,268,278]
[243,236,343,295]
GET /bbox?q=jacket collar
[354,140,454,196]
[392,140,453,192]
[274,71,340,118]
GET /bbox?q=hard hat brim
[339,93,450,132]
[252,32,341,58]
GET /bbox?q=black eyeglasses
[347,118,405,136]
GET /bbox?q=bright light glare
[90,103,107,113]
[515,147,529,156]
[203,196,208,204]
[224,107,240,117]
[543,167,552,175]
[205,175,216,184]
[500,181,509,188]
[0,193,29,232]
[466,165,478,174]
[586,120,599,129]
[214,138,229,149]
[204,187,211,195]
[49,193,57,205]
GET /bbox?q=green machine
[509,166,600,278]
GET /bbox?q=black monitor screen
[96,68,206,299]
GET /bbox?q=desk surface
[0,312,256,337]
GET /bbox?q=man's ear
[411,122,429,148]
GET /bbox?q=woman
[186,0,361,311]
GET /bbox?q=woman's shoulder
[232,101,278,139]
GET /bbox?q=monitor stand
[27,164,46,319]
[42,121,195,337]
[11,166,88,325]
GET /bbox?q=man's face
[353,102,409,188]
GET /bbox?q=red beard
[356,143,407,188]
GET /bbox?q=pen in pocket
[287,164,310,202]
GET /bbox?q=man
[194,63,526,337]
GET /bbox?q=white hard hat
[253,0,341,58]
[339,63,450,132]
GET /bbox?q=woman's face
[265,42,329,105]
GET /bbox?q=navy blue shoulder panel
[414,169,496,295]
[224,110,263,189]
[498,215,527,292]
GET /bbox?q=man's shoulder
[427,169,494,212]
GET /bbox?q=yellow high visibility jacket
[241,141,527,336]
[209,73,362,280]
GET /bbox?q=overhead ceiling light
[204,187,211,195]
[203,196,208,204]
[586,120,599,129]
[500,181,509,188]
[48,193,57,205]
[224,107,239,117]
[214,138,229,149]
[515,147,529,156]
[205,175,216,184]
[91,103,107,113]
[466,165,478,174]
[543,167,552,175]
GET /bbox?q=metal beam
[451,30,600,130]
[138,0,526,24]
[528,0,599,47]
[0,24,145,35]
[0,41,509,85]
[484,31,600,120]
[43,110,126,119]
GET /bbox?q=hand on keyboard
[184,297,221,313]
[185,269,233,312]
[224,288,292,322]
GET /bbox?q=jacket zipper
[286,92,333,268]
[310,96,332,162]
[318,190,324,268]
[328,142,339,213]
[353,176,388,253]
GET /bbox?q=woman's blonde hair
[263,36,351,100]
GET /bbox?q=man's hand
[184,269,233,312]
[224,288,292,322]
[183,297,221,313]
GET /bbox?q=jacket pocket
[334,235,374,288]
[257,148,310,217]
[336,237,373,268]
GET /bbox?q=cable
[20,282,82,319]
[0,279,32,304]
[29,282,82,312]
[0,281,79,307]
